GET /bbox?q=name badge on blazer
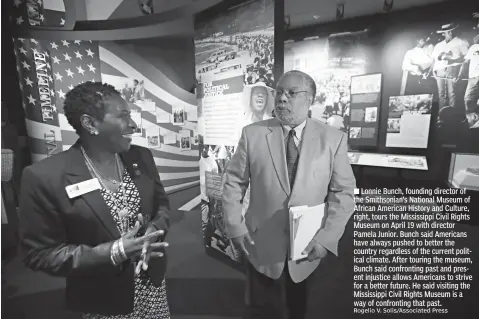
[65,178,102,199]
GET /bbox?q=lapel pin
[133,163,141,176]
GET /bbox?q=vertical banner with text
[13,38,63,162]
[195,0,275,267]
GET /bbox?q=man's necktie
[286,129,299,188]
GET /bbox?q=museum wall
[285,0,479,184]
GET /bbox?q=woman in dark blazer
[19,82,171,318]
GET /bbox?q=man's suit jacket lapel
[64,142,121,239]
[266,119,290,195]
[292,118,320,194]
[266,118,321,196]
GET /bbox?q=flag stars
[14,0,23,8]
[40,14,45,22]
[51,42,59,50]
[25,77,34,87]
[74,40,81,45]
[87,64,96,73]
[77,66,85,75]
[22,61,31,70]
[19,47,27,55]
[16,16,24,25]
[32,48,39,55]
[54,72,63,81]
[86,48,95,57]
[60,18,65,26]
[66,69,74,78]
[16,65,21,73]
[19,82,23,91]
[75,51,83,60]
[68,85,74,90]
[63,53,72,62]
[57,90,66,99]
[62,40,70,47]
[28,95,36,105]
[30,39,39,45]
[18,38,25,43]
[52,56,60,64]
[50,89,55,96]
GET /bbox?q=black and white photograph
[146,126,160,149]
[173,107,186,125]
[194,0,274,85]
[389,94,433,114]
[387,156,426,169]
[396,17,479,131]
[364,107,377,122]
[181,136,191,150]
[387,118,401,133]
[349,127,361,138]
[285,29,369,134]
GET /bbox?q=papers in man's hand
[289,204,326,261]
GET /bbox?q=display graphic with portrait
[195,0,274,265]
[284,30,369,135]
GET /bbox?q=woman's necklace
[81,146,130,234]
[81,146,122,184]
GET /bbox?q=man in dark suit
[222,70,356,319]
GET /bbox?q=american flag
[49,39,102,113]
[10,0,66,27]
[12,37,101,160]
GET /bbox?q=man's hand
[231,233,254,256]
[300,240,328,262]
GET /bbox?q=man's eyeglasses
[272,89,309,99]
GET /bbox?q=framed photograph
[173,107,186,126]
[146,126,160,149]
[130,110,143,137]
[180,136,191,151]
[448,153,479,191]
[350,73,382,95]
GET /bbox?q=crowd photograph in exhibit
[195,0,274,264]
[284,29,369,135]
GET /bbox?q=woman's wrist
[110,239,128,266]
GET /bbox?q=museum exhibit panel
[284,0,479,192]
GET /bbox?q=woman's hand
[121,221,167,260]
[135,224,168,275]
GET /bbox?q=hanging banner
[13,37,62,162]
[195,0,275,267]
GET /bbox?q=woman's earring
[91,131,99,136]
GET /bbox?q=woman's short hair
[63,81,121,134]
